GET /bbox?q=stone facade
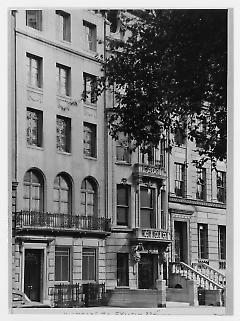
[10,9,226,306]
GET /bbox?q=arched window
[23,169,43,211]
[80,178,97,216]
[53,174,71,214]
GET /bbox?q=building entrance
[24,249,43,302]
[138,254,158,289]
[174,221,188,263]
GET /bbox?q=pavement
[12,303,226,315]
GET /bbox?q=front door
[174,221,188,263]
[24,249,43,302]
[138,254,158,289]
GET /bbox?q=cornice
[169,196,226,209]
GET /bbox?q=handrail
[169,262,224,290]
[192,262,225,278]
[192,262,226,286]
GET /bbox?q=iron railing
[192,262,226,287]
[52,283,106,308]
[219,260,226,270]
[15,211,111,232]
[82,283,106,307]
[169,262,224,290]
[53,283,84,308]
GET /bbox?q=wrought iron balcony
[15,211,111,235]
[133,163,167,181]
[132,227,171,243]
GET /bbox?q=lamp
[121,178,127,184]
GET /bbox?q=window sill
[83,101,97,108]
[27,145,44,151]
[84,156,97,161]
[57,150,71,156]
[115,161,132,166]
[26,26,42,32]
[83,47,97,55]
[57,94,72,101]
[112,226,132,232]
[59,38,72,44]
[27,85,43,93]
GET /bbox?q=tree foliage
[101,9,227,163]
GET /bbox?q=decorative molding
[172,213,191,220]
[27,89,43,105]
[57,97,72,111]
[12,181,19,190]
[84,106,97,119]
[169,196,226,209]
[170,209,193,216]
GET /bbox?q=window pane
[117,208,128,225]
[117,253,129,286]
[140,209,152,228]
[82,248,96,280]
[60,202,68,215]
[117,186,127,205]
[61,256,69,281]
[61,190,68,202]
[23,185,30,198]
[140,189,152,208]
[53,201,59,213]
[55,248,70,281]
[53,189,59,202]
[55,256,61,281]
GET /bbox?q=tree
[100,9,227,164]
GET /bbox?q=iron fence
[15,211,111,232]
[52,283,106,308]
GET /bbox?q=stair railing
[169,262,224,290]
[191,262,226,287]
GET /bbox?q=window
[196,116,207,148]
[117,253,129,286]
[81,178,97,216]
[83,21,97,51]
[174,127,186,146]
[83,122,97,157]
[26,53,42,88]
[140,144,164,167]
[26,10,42,30]
[196,168,206,200]
[159,139,166,168]
[83,73,97,104]
[175,163,185,197]
[198,224,208,259]
[141,147,155,165]
[23,169,43,211]
[82,248,96,281]
[218,225,226,260]
[56,116,71,153]
[26,108,43,147]
[55,247,70,282]
[140,187,156,228]
[117,185,130,226]
[56,64,71,96]
[217,171,226,203]
[53,174,71,214]
[116,141,131,163]
[56,10,71,42]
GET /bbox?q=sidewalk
[13,305,226,315]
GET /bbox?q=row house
[10,9,110,305]
[10,9,226,307]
